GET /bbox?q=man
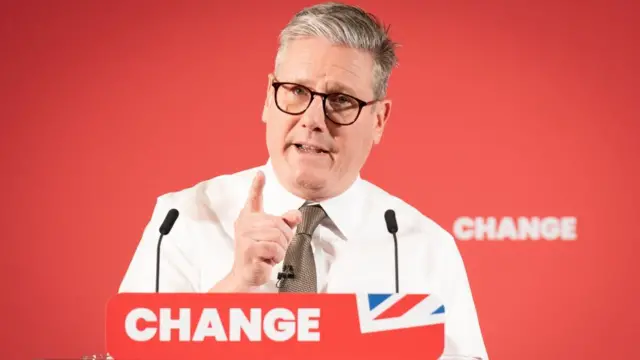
[119,2,488,358]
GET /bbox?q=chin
[292,168,328,191]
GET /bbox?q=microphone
[384,209,399,293]
[276,264,294,288]
[156,208,180,293]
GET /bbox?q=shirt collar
[261,159,367,242]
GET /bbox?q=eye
[334,94,351,104]
[290,85,308,96]
[328,93,357,110]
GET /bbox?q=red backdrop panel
[1,1,638,359]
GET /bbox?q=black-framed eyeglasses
[271,81,378,126]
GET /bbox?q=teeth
[297,144,324,153]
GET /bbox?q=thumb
[282,209,302,228]
[243,171,265,213]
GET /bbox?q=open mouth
[294,144,328,154]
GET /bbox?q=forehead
[276,37,375,98]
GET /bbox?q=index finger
[243,170,265,213]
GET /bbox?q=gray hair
[275,2,399,99]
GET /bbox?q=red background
[1,1,638,359]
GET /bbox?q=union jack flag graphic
[356,294,446,334]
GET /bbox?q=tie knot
[297,205,326,236]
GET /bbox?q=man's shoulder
[359,178,454,241]
[153,164,261,219]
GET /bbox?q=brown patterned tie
[278,205,326,293]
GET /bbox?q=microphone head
[159,208,180,235]
[384,209,398,234]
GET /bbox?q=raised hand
[210,171,302,292]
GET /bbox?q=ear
[372,99,392,144]
[261,74,275,124]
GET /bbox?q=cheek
[335,126,374,161]
[265,112,297,147]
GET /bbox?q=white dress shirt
[119,159,488,359]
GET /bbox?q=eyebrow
[325,82,358,96]
[283,77,358,97]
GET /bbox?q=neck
[281,175,358,203]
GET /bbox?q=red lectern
[106,293,445,360]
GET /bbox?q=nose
[298,95,328,132]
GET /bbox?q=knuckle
[274,247,285,262]
[261,241,273,252]
[254,242,267,256]
[265,242,278,256]
[279,232,288,247]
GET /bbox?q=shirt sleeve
[118,196,201,293]
[439,234,489,360]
